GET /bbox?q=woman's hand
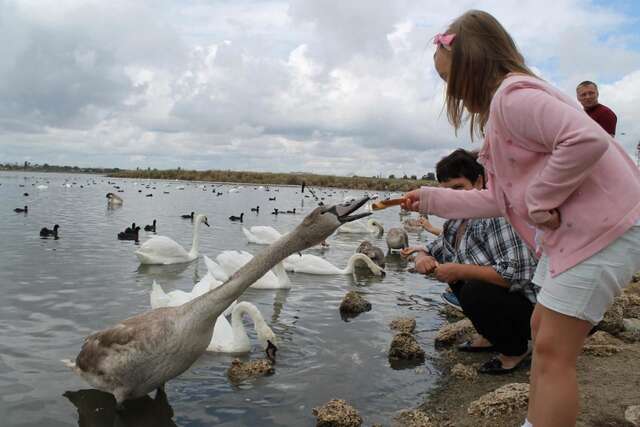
[433,263,463,283]
[539,209,561,230]
[402,189,422,212]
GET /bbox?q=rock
[619,330,640,343]
[388,333,425,362]
[468,383,529,418]
[583,331,625,356]
[632,272,640,283]
[226,358,274,384]
[435,318,475,345]
[438,304,466,320]
[451,363,478,382]
[340,291,371,316]
[619,294,640,319]
[599,301,625,335]
[390,317,417,334]
[626,405,640,426]
[312,399,362,427]
[392,409,435,427]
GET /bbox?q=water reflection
[64,388,177,427]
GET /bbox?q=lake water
[0,171,450,427]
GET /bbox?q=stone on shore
[340,291,371,315]
[451,363,478,382]
[435,318,475,345]
[390,317,417,334]
[392,409,435,427]
[583,331,625,357]
[624,318,640,333]
[467,383,529,418]
[313,399,362,427]
[599,301,625,335]
[389,333,425,361]
[226,358,274,384]
[438,304,466,321]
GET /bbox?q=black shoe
[478,355,530,375]
[457,340,496,353]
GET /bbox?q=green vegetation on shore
[110,168,437,192]
[0,162,120,174]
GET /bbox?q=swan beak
[204,219,210,227]
[330,196,371,223]
[266,340,278,364]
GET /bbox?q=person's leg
[459,280,533,364]
[530,304,592,427]
[526,304,542,425]
[451,281,493,348]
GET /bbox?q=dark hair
[576,80,598,90]
[435,149,485,185]
[443,10,536,139]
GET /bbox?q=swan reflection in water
[64,388,177,427]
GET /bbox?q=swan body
[210,250,291,289]
[135,214,209,265]
[337,218,383,235]
[208,302,275,353]
[356,240,385,268]
[106,193,123,205]
[242,226,283,245]
[283,253,385,276]
[386,228,409,252]
[66,197,371,404]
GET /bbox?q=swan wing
[203,255,228,281]
[149,281,170,309]
[246,226,281,244]
[207,315,245,352]
[293,254,342,275]
[135,236,190,264]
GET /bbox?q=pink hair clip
[433,33,456,49]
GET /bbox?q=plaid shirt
[426,217,538,303]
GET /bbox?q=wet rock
[339,291,371,317]
[624,318,640,333]
[625,405,640,426]
[599,301,625,335]
[312,399,362,427]
[632,272,640,283]
[392,409,434,427]
[467,383,529,418]
[620,294,640,319]
[226,358,274,384]
[435,318,475,345]
[388,333,425,362]
[438,304,466,321]
[583,331,625,356]
[451,363,478,382]
[390,317,416,334]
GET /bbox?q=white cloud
[0,0,639,176]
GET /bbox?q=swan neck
[189,220,201,257]
[232,302,265,330]
[347,253,376,273]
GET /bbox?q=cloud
[0,0,638,176]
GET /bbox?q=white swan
[242,226,283,245]
[283,253,385,276]
[209,250,291,289]
[135,214,209,265]
[336,218,383,234]
[208,302,276,353]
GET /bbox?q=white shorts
[533,222,640,324]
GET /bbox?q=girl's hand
[402,189,421,212]
[540,209,561,230]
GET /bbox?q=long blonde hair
[443,10,536,139]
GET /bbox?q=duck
[181,211,194,220]
[242,226,283,245]
[250,206,259,213]
[271,208,279,215]
[62,197,370,405]
[40,224,60,238]
[135,214,209,264]
[144,220,157,232]
[14,206,28,213]
[229,213,244,222]
[208,250,291,289]
[286,208,296,214]
[118,226,140,241]
[283,253,385,276]
[124,223,136,234]
[356,240,385,268]
[386,228,409,252]
[227,355,276,384]
[106,193,123,205]
[336,218,383,235]
[268,197,276,201]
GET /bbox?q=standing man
[576,80,617,136]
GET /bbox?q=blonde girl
[403,10,640,427]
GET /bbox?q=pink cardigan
[419,74,640,277]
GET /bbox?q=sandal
[478,355,530,375]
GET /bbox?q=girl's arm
[412,186,501,219]
[497,86,610,225]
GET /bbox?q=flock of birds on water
[6,175,437,418]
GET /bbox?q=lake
[0,171,449,427]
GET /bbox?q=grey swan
[63,197,371,405]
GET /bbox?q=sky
[1,0,639,177]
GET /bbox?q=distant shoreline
[0,165,436,192]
